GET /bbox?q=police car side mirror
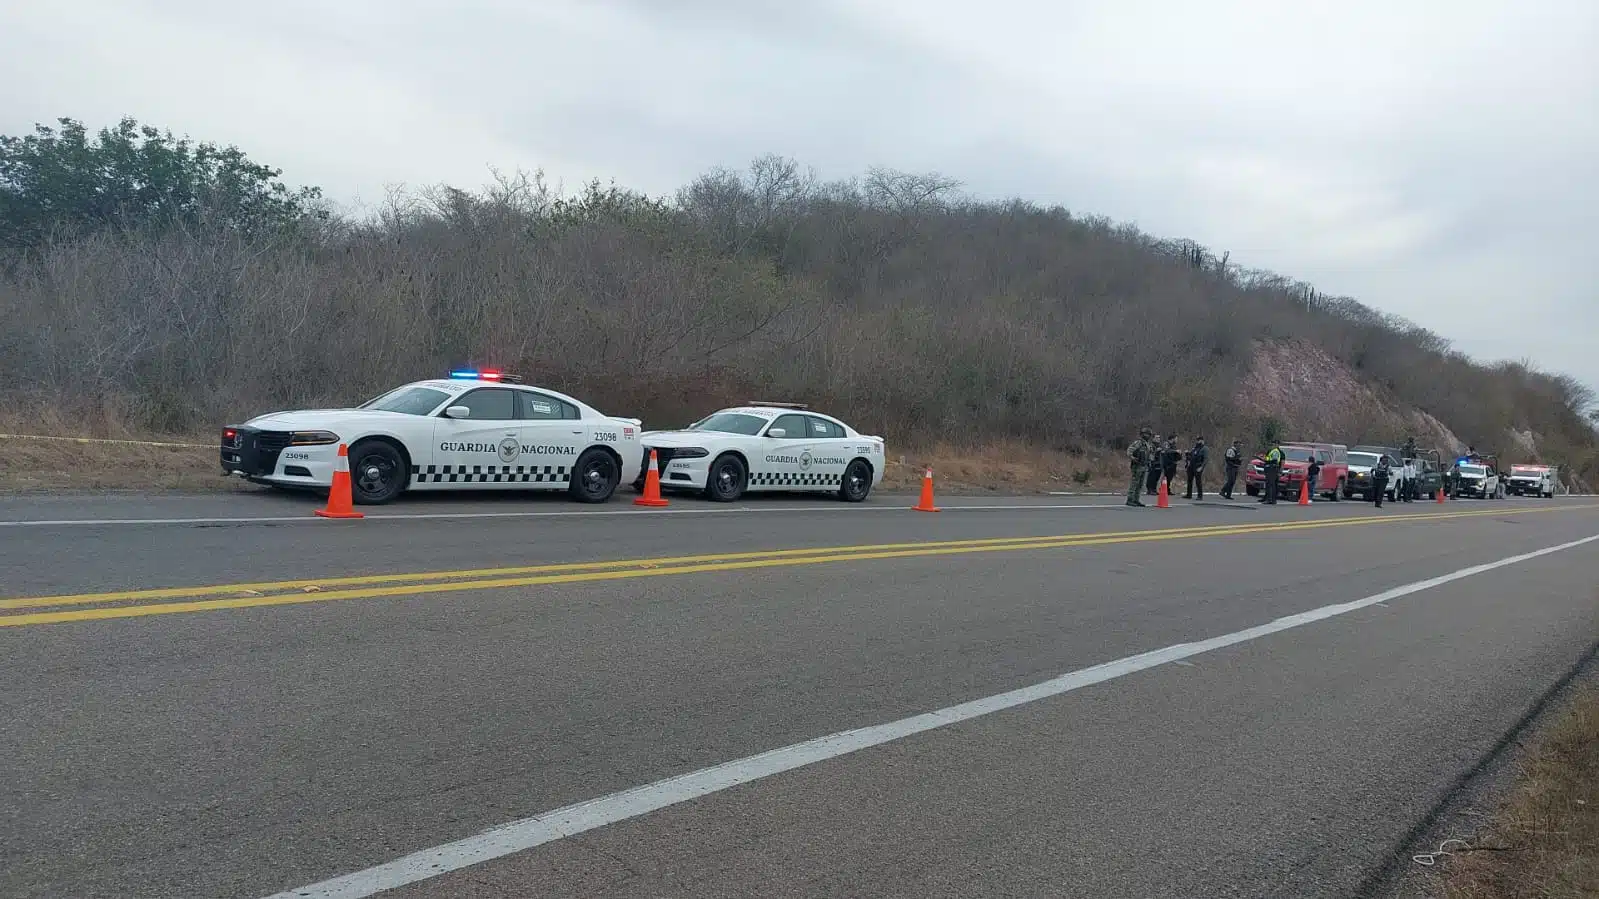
[767,428,787,438]
[444,405,471,419]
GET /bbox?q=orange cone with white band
[912,467,940,512]
[634,449,669,507]
[315,444,364,519]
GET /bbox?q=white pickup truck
[1346,445,1418,501]
[1506,464,1558,498]
[1452,462,1503,499]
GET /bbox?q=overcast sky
[5,0,1596,397]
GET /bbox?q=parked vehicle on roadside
[220,370,644,505]
[1451,459,1504,499]
[1348,445,1410,501]
[1506,464,1558,498]
[635,402,886,502]
[1245,443,1348,500]
[1345,450,1400,501]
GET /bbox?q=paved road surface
[2,490,1597,898]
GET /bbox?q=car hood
[640,429,746,448]
[242,409,417,429]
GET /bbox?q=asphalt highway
[2,489,1598,898]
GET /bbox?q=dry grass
[0,433,1125,495]
[0,435,244,492]
[1433,686,1599,898]
[867,440,1125,494]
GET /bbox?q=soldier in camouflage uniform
[1127,427,1154,507]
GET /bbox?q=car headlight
[290,430,341,446]
[667,447,709,459]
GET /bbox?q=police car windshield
[359,386,452,415]
[1348,452,1381,467]
[1459,464,1486,476]
[689,412,769,435]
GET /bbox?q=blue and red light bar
[449,369,503,381]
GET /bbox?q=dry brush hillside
[1,156,1594,489]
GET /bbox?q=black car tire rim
[715,462,738,493]
[354,452,399,500]
[580,453,617,499]
[843,461,870,500]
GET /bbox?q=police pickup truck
[1507,464,1558,498]
[1451,460,1504,499]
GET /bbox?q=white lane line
[0,503,1132,528]
[262,531,1599,899]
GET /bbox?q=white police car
[221,370,643,505]
[635,403,885,502]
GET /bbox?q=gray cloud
[4,0,1595,395]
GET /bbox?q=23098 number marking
[595,432,619,442]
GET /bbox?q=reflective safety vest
[1265,447,1283,465]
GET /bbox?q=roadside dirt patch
[0,435,244,493]
[880,441,1127,494]
[1420,685,1599,898]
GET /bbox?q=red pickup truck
[1244,443,1350,501]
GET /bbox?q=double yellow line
[1,504,1588,629]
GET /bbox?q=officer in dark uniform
[1220,439,1243,499]
[1183,437,1208,499]
[1372,455,1392,507]
[1161,434,1181,495]
[1145,437,1163,496]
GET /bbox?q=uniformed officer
[1402,436,1417,460]
[1161,434,1181,495]
[1305,454,1322,502]
[1372,455,1392,508]
[1183,437,1208,499]
[1259,441,1284,504]
[1145,435,1163,496]
[1220,439,1243,499]
[1126,427,1154,507]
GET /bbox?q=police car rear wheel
[349,440,406,505]
[569,448,620,504]
[839,459,872,502]
[704,454,746,502]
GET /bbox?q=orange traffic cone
[634,449,669,507]
[1298,479,1311,506]
[1156,478,1170,508]
[315,444,364,519]
[1437,487,1446,503]
[912,467,940,512]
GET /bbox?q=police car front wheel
[349,440,407,505]
[704,454,747,502]
[569,448,621,504]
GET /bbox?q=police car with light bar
[220,370,643,505]
[634,402,886,502]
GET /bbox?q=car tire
[703,453,746,503]
[1246,485,1259,497]
[1331,478,1343,501]
[569,448,621,504]
[838,459,873,503]
[348,439,408,505]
